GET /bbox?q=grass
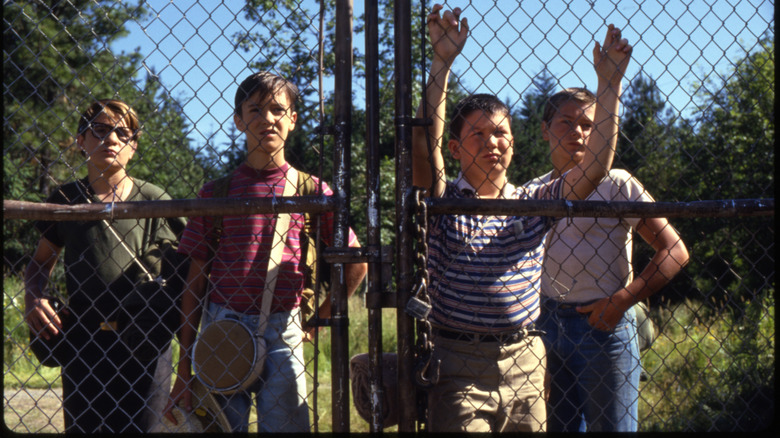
[3,273,399,432]
[3,275,62,389]
[5,272,774,432]
[638,292,775,431]
[300,296,399,433]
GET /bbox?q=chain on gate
[405,187,441,430]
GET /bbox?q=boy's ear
[288,111,298,131]
[76,134,86,156]
[234,113,247,133]
[541,121,550,142]
[447,139,461,159]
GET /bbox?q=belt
[543,299,596,311]
[432,326,545,345]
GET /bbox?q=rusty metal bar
[364,0,386,432]
[2,197,335,221]
[331,0,353,432]
[6,198,773,223]
[425,198,776,218]
[394,0,417,432]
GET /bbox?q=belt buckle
[99,321,118,331]
[504,330,524,345]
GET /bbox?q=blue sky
[111,0,774,152]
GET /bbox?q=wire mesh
[2,0,774,433]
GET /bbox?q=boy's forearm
[412,57,451,197]
[344,261,368,298]
[567,24,631,200]
[176,257,208,375]
[590,78,622,177]
[24,260,50,299]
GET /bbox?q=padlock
[406,296,432,320]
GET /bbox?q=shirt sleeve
[35,187,75,247]
[314,178,361,248]
[177,183,215,261]
[610,170,655,229]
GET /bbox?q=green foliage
[301,296,398,432]
[3,0,147,273]
[508,69,557,185]
[640,293,775,431]
[687,37,774,200]
[617,74,671,182]
[125,73,206,199]
[3,0,201,274]
[668,39,774,305]
[3,275,62,389]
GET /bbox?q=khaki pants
[427,334,547,432]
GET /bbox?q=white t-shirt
[527,169,655,303]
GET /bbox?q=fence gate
[3,0,775,433]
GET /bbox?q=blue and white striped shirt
[427,174,564,333]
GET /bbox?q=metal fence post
[393,0,417,432]
[363,0,387,433]
[331,0,354,432]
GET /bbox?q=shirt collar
[453,172,516,198]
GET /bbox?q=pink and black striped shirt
[178,162,358,314]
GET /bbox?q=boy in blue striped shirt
[411,4,632,432]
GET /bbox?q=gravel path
[4,387,64,433]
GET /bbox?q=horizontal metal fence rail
[4,198,773,222]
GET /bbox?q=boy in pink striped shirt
[164,71,366,432]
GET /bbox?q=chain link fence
[3,0,774,433]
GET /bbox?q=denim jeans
[201,302,310,432]
[538,299,640,432]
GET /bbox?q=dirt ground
[3,387,64,433]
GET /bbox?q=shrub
[639,293,774,431]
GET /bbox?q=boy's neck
[551,161,577,179]
[464,172,506,199]
[246,151,286,171]
[87,168,132,200]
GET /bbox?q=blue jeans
[201,302,310,432]
[538,299,640,432]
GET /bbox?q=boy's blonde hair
[542,87,596,124]
[77,99,140,140]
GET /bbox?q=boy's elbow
[674,242,690,268]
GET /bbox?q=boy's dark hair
[77,99,140,139]
[448,93,511,141]
[542,87,596,124]
[234,71,299,117]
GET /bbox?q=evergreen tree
[668,37,774,308]
[509,69,557,185]
[3,1,200,273]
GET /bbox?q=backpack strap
[296,170,318,285]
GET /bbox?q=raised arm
[412,4,468,198]
[564,24,632,200]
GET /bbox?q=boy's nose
[486,134,500,147]
[101,130,122,145]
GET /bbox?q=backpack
[208,168,328,328]
[117,183,190,362]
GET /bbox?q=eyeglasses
[87,122,136,142]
